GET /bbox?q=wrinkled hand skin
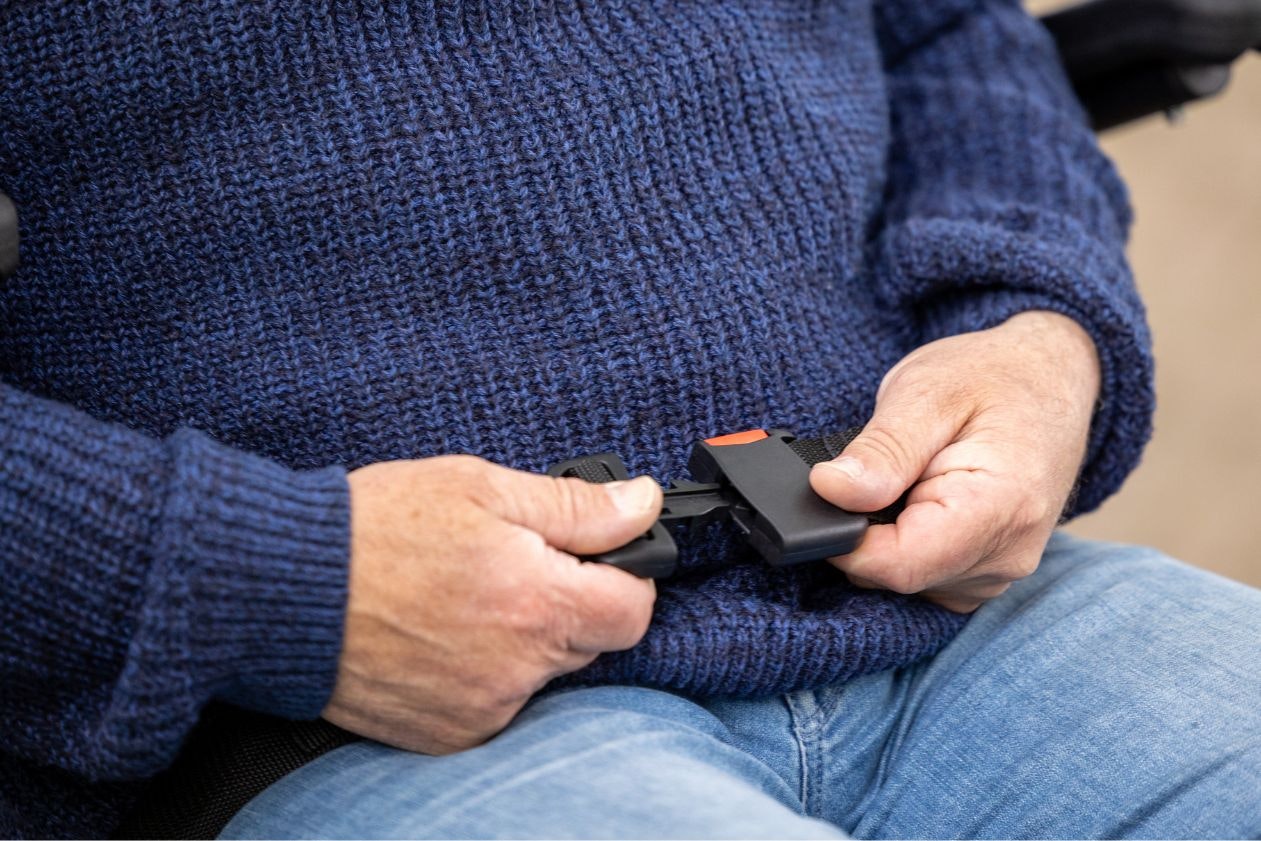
[810,311,1101,614]
[323,456,662,754]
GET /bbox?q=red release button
[703,429,770,447]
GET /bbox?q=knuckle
[632,593,655,635]
[430,723,486,755]
[985,581,1014,599]
[844,572,880,590]
[436,454,495,501]
[468,461,518,509]
[963,483,1012,537]
[878,357,923,398]
[935,384,977,421]
[615,596,654,648]
[434,453,488,479]
[497,683,533,719]
[940,596,985,614]
[502,593,546,637]
[883,361,957,409]
[564,650,599,675]
[500,525,549,563]
[501,585,565,641]
[855,425,916,477]
[590,580,657,647]
[549,476,590,529]
[465,673,534,726]
[965,582,1012,607]
[1000,487,1056,538]
[1007,552,1041,582]
[512,475,589,546]
[881,564,927,595]
[987,585,1014,605]
[1024,496,1057,531]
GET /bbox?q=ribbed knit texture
[0,1,1153,836]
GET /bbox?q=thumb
[481,466,663,556]
[810,384,961,512]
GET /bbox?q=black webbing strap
[787,428,861,465]
[790,428,904,525]
[112,704,360,839]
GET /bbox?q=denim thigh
[793,532,1261,839]
[220,684,841,839]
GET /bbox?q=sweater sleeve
[0,382,349,782]
[871,0,1155,516]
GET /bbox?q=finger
[844,573,883,590]
[844,550,1009,610]
[920,581,1013,614]
[828,469,999,596]
[479,466,664,555]
[555,550,658,653]
[809,373,965,512]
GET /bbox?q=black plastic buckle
[548,452,681,578]
[548,429,870,578]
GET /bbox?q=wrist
[167,430,351,719]
[1000,310,1102,406]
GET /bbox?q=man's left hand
[809,310,1101,613]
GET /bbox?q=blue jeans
[221,534,1261,838]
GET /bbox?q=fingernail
[820,457,864,480]
[605,476,657,516]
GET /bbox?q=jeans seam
[785,692,822,817]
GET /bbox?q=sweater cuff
[162,430,350,719]
[877,217,1155,517]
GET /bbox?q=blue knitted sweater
[0,0,1153,836]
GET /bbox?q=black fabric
[111,704,359,839]
[787,428,864,466]
[790,428,906,525]
[558,459,620,483]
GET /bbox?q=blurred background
[1025,13,1261,586]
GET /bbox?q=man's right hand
[322,455,662,755]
